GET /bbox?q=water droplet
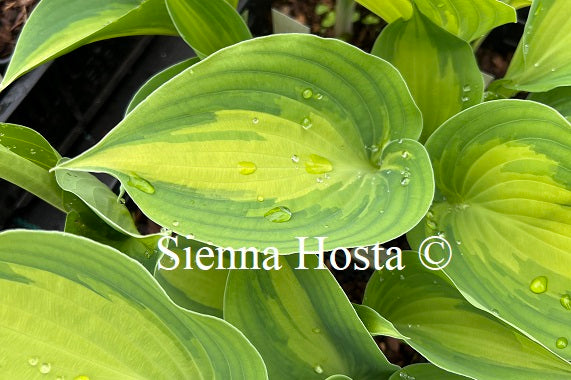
[238,161,257,175]
[302,88,313,99]
[291,154,300,164]
[316,177,323,183]
[160,227,171,235]
[400,177,410,186]
[301,117,313,130]
[186,233,195,240]
[264,206,292,223]
[172,221,179,227]
[534,62,539,68]
[252,117,259,124]
[463,85,471,92]
[401,151,410,159]
[119,198,126,205]
[556,337,568,349]
[39,363,51,374]
[462,96,470,102]
[523,44,529,55]
[313,365,324,374]
[28,357,39,366]
[399,274,405,280]
[560,294,571,310]
[397,139,403,144]
[256,195,264,202]
[456,240,462,245]
[324,173,330,180]
[74,376,90,380]
[128,174,155,194]
[315,93,324,100]
[368,144,379,153]
[426,220,437,230]
[305,154,333,174]
[30,148,36,155]
[529,276,548,294]
[312,327,321,334]
[551,67,556,72]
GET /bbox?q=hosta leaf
[0,0,177,91]
[356,0,515,41]
[389,364,469,380]
[410,100,571,360]
[126,57,200,114]
[372,11,484,142]
[528,87,571,122]
[155,239,229,317]
[492,0,571,94]
[63,192,162,271]
[414,0,516,42]
[0,123,64,211]
[499,0,532,9]
[353,304,406,339]
[355,0,413,23]
[364,252,571,379]
[224,254,399,379]
[56,34,433,252]
[165,0,252,58]
[0,230,267,379]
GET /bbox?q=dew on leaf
[252,117,259,124]
[291,154,300,164]
[556,337,568,349]
[39,363,51,374]
[172,221,180,227]
[302,88,313,99]
[315,93,324,100]
[301,117,313,130]
[238,161,257,175]
[560,294,571,310]
[305,154,333,174]
[463,85,471,92]
[400,177,410,186]
[313,365,324,374]
[28,357,39,366]
[401,151,410,159]
[529,276,548,294]
[128,174,155,194]
[264,206,292,223]
[257,195,264,202]
[312,327,321,334]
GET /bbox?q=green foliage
[1,0,570,378]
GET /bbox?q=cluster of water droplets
[27,357,89,379]
[528,276,569,349]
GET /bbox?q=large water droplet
[128,174,155,194]
[313,365,324,374]
[302,88,313,99]
[39,363,51,374]
[305,154,333,174]
[257,195,264,202]
[28,357,39,366]
[301,117,313,130]
[264,206,292,223]
[556,337,568,349]
[560,294,571,310]
[238,161,257,175]
[529,276,548,294]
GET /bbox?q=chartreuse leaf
[127,57,200,114]
[224,254,399,379]
[354,0,413,23]
[372,11,483,142]
[499,0,532,9]
[155,238,229,317]
[0,0,177,91]
[165,0,252,58]
[389,364,469,380]
[353,304,406,339]
[364,252,571,379]
[0,230,267,379]
[0,123,64,211]
[491,0,571,94]
[409,100,571,360]
[356,0,515,41]
[56,34,433,253]
[414,0,516,42]
[528,87,571,122]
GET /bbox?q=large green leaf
[372,11,484,142]
[414,0,516,42]
[0,123,64,211]
[165,0,252,58]
[56,34,433,252]
[126,57,200,114]
[491,0,571,94]
[155,238,229,317]
[389,364,469,380]
[0,0,177,91]
[409,100,571,360]
[356,0,515,41]
[528,87,571,122]
[355,0,413,23]
[364,252,571,379]
[499,0,532,9]
[224,254,399,379]
[0,230,267,379]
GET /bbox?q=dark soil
[0,0,39,59]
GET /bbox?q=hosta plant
[0,0,569,379]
